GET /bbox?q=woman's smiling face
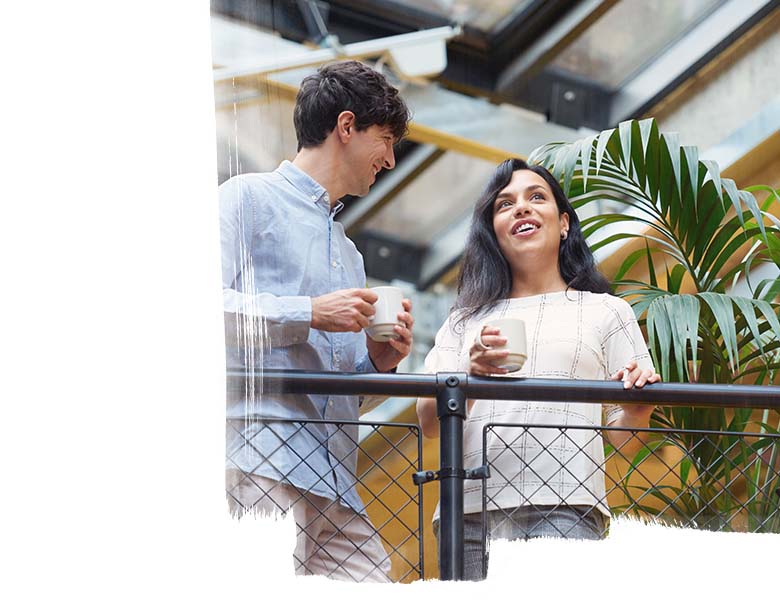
[492,168,569,271]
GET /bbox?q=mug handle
[474,325,494,351]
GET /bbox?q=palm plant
[529,118,780,531]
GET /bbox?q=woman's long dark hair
[453,158,610,326]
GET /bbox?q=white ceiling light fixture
[212,25,460,83]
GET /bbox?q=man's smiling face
[343,124,396,197]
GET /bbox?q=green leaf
[616,247,656,281]
[622,287,670,318]
[618,120,634,180]
[647,296,674,379]
[661,132,682,201]
[595,128,615,175]
[739,189,767,239]
[645,240,657,288]
[698,212,747,290]
[688,182,725,272]
[746,184,780,213]
[667,264,687,294]
[662,295,700,381]
[683,145,700,210]
[753,298,780,342]
[732,297,765,355]
[765,229,780,267]
[639,119,661,203]
[722,178,744,226]
[585,232,645,254]
[702,160,723,203]
[755,278,780,302]
[579,135,596,190]
[699,292,739,372]
[551,142,568,180]
[623,438,670,481]
[680,456,692,486]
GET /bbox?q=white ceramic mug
[366,286,404,342]
[476,317,527,372]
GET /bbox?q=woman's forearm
[416,396,440,438]
[606,405,655,456]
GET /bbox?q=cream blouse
[424,290,654,518]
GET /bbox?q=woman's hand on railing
[611,360,661,389]
[607,360,661,453]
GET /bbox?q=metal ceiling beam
[610,0,779,124]
[340,143,444,235]
[418,215,471,290]
[496,0,617,95]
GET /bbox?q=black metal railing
[226,416,423,583]
[228,369,780,582]
[478,422,780,579]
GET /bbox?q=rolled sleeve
[220,174,314,348]
[223,292,312,349]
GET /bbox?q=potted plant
[529,118,780,531]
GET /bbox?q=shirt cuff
[356,353,376,374]
[357,353,395,411]
[358,353,398,374]
[264,296,311,347]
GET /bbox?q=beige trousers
[226,469,392,582]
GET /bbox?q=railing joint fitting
[464,465,490,480]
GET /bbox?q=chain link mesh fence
[226,418,423,582]
[477,422,780,576]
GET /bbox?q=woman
[416,159,660,580]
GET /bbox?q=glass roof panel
[389,0,535,32]
[551,0,728,90]
[359,153,496,245]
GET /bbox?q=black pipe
[228,368,780,582]
[436,373,467,581]
[228,369,436,397]
[231,369,780,409]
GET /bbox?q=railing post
[436,372,468,581]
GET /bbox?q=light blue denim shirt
[220,161,377,514]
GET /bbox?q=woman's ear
[559,211,570,235]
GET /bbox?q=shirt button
[331,261,338,268]
[311,195,317,201]
[328,400,334,407]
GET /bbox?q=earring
[561,230,568,240]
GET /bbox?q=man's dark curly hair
[293,60,410,150]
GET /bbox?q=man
[220,60,414,582]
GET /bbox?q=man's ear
[335,111,356,143]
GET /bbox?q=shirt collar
[276,160,330,207]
